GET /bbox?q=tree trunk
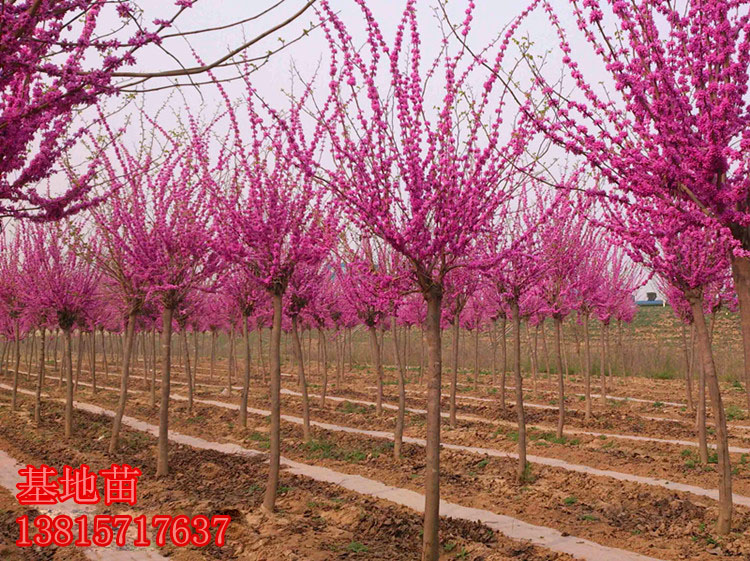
[600,323,608,405]
[422,287,443,561]
[511,301,527,482]
[263,291,283,513]
[730,256,750,410]
[150,330,157,408]
[583,314,593,421]
[210,329,216,383]
[392,322,406,460]
[554,317,565,440]
[689,294,732,534]
[109,313,137,454]
[156,306,174,477]
[450,320,459,427]
[368,324,384,416]
[541,322,551,376]
[500,316,507,409]
[74,331,83,394]
[319,329,328,408]
[182,330,193,415]
[34,327,46,426]
[474,327,480,386]
[696,354,709,465]
[239,318,251,427]
[101,329,109,384]
[532,324,540,394]
[681,323,695,415]
[227,328,235,393]
[292,316,311,441]
[491,321,498,386]
[193,330,199,384]
[11,322,20,411]
[64,329,74,438]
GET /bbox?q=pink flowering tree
[24,224,100,439]
[282,2,534,556]
[211,83,339,513]
[95,112,217,475]
[512,0,750,418]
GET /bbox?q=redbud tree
[284,2,533,557]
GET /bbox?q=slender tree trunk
[511,301,527,482]
[681,323,695,414]
[531,324,539,395]
[541,322,551,376]
[64,329,74,438]
[182,330,193,415]
[239,318,251,427]
[335,332,343,389]
[11,322,20,411]
[74,331,83,394]
[422,287,442,561]
[554,317,565,440]
[53,329,59,376]
[368,324,384,416]
[689,294,732,534]
[730,257,750,410]
[210,329,216,383]
[34,328,46,426]
[257,327,263,381]
[141,331,148,388]
[150,330,157,408]
[491,321,498,386]
[450,320,459,427]
[156,307,174,477]
[600,323,608,405]
[109,313,137,454]
[697,355,709,465]
[292,316,311,441]
[101,329,109,385]
[264,292,283,513]
[90,332,97,394]
[319,329,328,408]
[418,327,424,384]
[474,327,480,386]
[392,322,406,460]
[583,314,593,421]
[228,328,235,393]
[193,330,199,383]
[500,316,507,409]
[24,331,34,382]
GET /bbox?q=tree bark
[583,314,593,421]
[263,291,283,513]
[182,330,193,415]
[450,320,459,427]
[34,327,46,426]
[500,316,507,409]
[368,324,384,416]
[319,328,328,408]
[392,322,406,460]
[239,318,251,427]
[681,323,695,415]
[109,313,137,454]
[11,322,20,411]
[730,256,750,410]
[292,316,311,441]
[156,306,174,477]
[422,287,442,561]
[64,329,73,438]
[150,329,157,408]
[511,301,527,482]
[101,329,109,384]
[600,323,608,405]
[210,329,216,383]
[689,294,732,534]
[473,327,480,386]
[554,317,565,440]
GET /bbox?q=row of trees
[4,0,750,558]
